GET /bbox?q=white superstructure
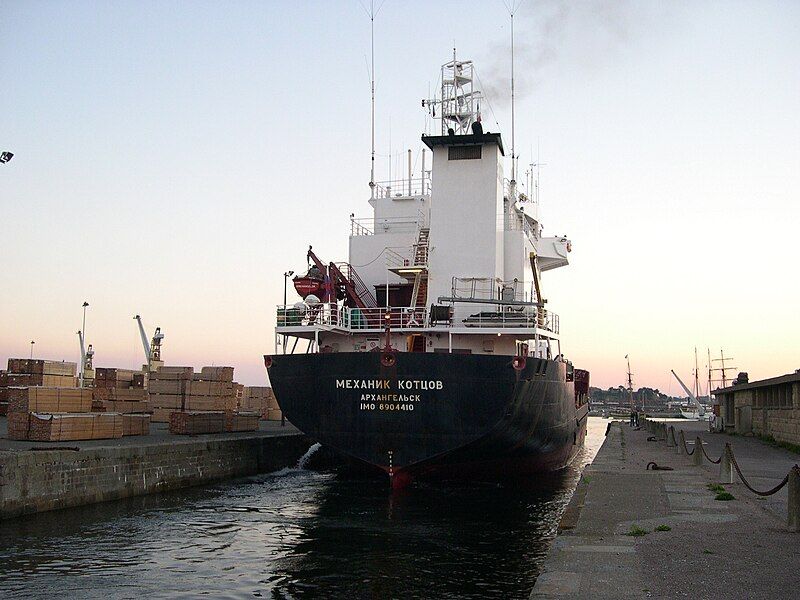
[276,55,571,360]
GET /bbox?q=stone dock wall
[0,433,311,519]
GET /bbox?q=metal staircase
[411,228,430,308]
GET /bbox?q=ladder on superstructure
[411,228,430,308]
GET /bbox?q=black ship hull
[265,352,588,487]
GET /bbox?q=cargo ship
[265,54,589,488]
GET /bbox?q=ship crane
[134,315,164,372]
[77,330,95,387]
[670,369,705,416]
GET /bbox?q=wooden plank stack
[0,370,8,416]
[8,412,124,441]
[7,387,93,413]
[2,358,77,390]
[168,411,225,435]
[95,368,139,389]
[122,413,151,436]
[240,386,281,420]
[224,411,260,432]
[92,367,149,414]
[149,366,238,423]
[5,386,126,441]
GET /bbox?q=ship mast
[710,349,736,389]
[625,354,634,411]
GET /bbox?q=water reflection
[0,418,608,599]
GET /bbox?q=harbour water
[0,418,608,599]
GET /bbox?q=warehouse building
[714,370,800,445]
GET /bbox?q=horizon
[2,1,798,390]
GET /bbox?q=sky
[1,1,799,392]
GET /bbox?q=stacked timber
[93,367,149,414]
[169,411,225,435]
[240,386,281,420]
[8,387,92,413]
[121,413,151,436]
[149,366,237,423]
[8,412,123,442]
[4,359,77,388]
[95,368,138,389]
[0,370,8,415]
[4,386,127,441]
[224,411,260,432]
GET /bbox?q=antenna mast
[510,7,516,187]
[368,1,377,199]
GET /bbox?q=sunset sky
[1,1,798,392]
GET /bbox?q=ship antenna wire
[361,0,387,199]
[504,0,524,189]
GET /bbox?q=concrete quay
[531,420,800,599]
[0,418,314,520]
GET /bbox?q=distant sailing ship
[265,51,589,488]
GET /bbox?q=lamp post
[30,340,35,359]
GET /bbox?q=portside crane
[134,315,164,372]
[670,369,705,415]
[77,330,95,387]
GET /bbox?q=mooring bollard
[789,465,800,533]
[693,436,704,466]
[719,443,735,484]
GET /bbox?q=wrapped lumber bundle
[169,411,225,435]
[240,386,278,420]
[199,366,234,382]
[149,366,237,422]
[94,368,141,389]
[0,372,7,415]
[7,387,93,413]
[92,387,150,414]
[7,359,77,377]
[8,412,124,441]
[131,372,147,388]
[4,373,77,387]
[121,413,150,436]
[224,411,260,432]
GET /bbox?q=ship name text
[336,379,444,390]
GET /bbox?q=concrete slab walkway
[531,421,800,599]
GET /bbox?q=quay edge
[0,422,315,520]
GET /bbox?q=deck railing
[276,303,559,334]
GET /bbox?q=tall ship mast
[264,53,589,489]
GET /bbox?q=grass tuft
[715,492,735,501]
[702,549,714,554]
[707,483,725,493]
[654,524,672,532]
[626,525,649,536]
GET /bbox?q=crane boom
[77,330,86,387]
[671,369,704,413]
[134,315,151,360]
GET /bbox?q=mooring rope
[727,446,795,496]
[681,434,695,456]
[701,440,722,464]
